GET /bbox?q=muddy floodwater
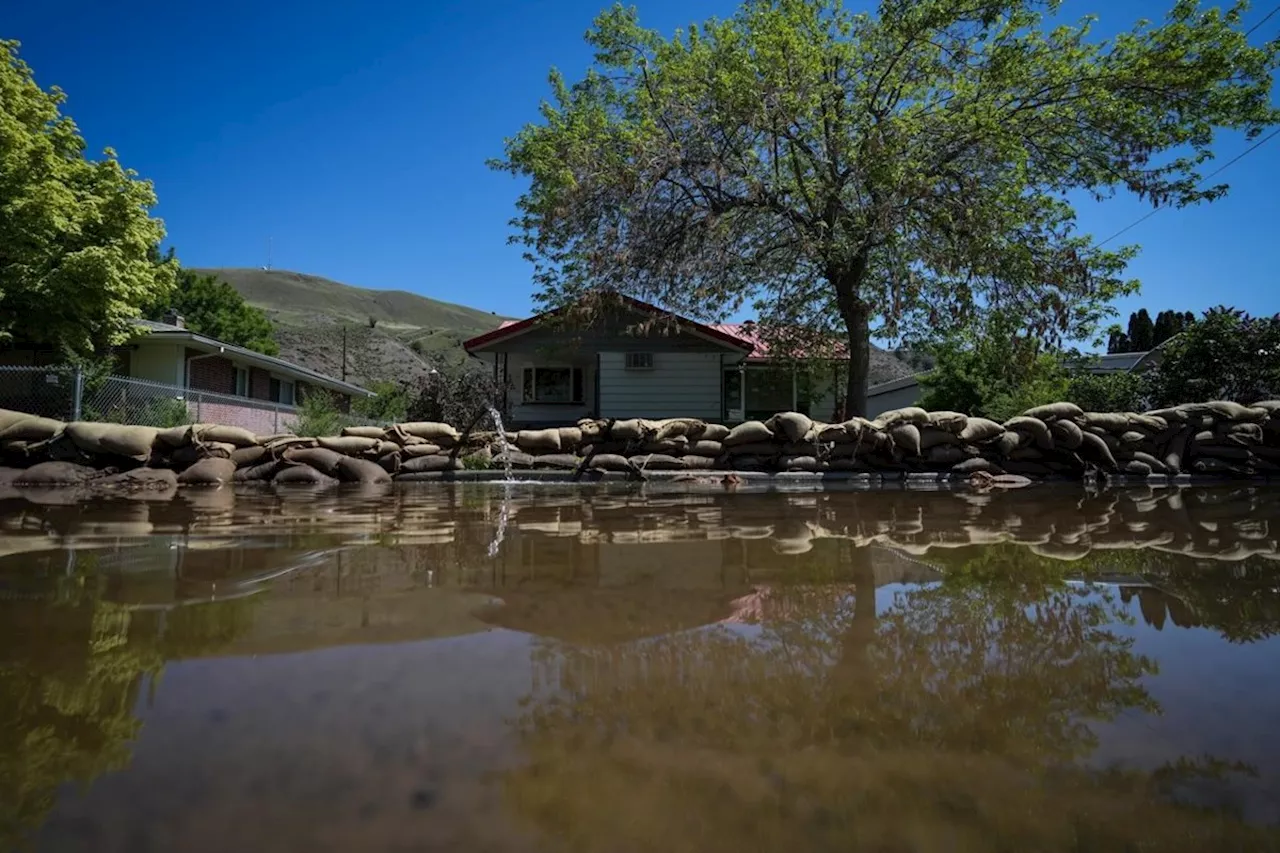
[3,483,1280,852]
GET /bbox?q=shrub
[1064,371,1148,413]
[352,380,410,423]
[406,363,508,431]
[1144,307,1280,406]
[287,390,346,437]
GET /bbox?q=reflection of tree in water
[506,550,1275,852]
[0,554,258,850]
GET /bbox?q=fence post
[71,366,84,422]
[195,392,202,423]
[273,406,279,433]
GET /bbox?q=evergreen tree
[1128,309,1155,351]
[1153,310,1175,346]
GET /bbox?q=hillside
[194,268,509,386]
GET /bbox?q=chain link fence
[0,365,302,434]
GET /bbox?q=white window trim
[521,366,584,405]
[234,367,250,397]
[268,374,297,406]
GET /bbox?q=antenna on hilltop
[262,236,273,272]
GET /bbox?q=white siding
[503,352,595,425]
[866,381,923,418]
[130,341,184,385]
[598,351,722,419]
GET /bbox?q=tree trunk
[831,258,871,418]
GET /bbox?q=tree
[1153,310,1176,347]
[147,268,278,356]
[495,1,1278,415]
[0,41,176,357]
[918,312,1069,421]
[1127,308,1155,351]
[405,361,508,429]
[1145,306,1280,405]
[352,379,411,423]
[1107,327,1131,355]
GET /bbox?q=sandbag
[516,428,561,453]
[681,455,718,469]
[731,455,771,471]
[826,458,869,472]
[263,436,318,453]
[1250,400,1280,413]
[230,445,269,468]
[1145,407,1187,424]
[1048,419,1084,450]
[274,465,340,486]
[64,422,158,461]
[1078,412,1130,433]
[373,440,400,458]
[811,422,845,442]
[926,445,969,465]
[341,425,387,439]
[766,412,813,444]
[1118,430,1149,446]
[393,422,459,446]
[918,427,960,451]
[873,407,929,428]
[889,423,922,457]
[335,456,393,484]
[0,409,33,432]
[725,442,780,457]
[1126,414,1168,433]
[235,460,283,482]
[15,461,98,486]
[925,411,968,433]
[1122,460,1153,477]
[170,441,236,467]
[577,419,608,441]
[92,467,177,496]
[641,438,689,454]
[1130,451,1168,474]
[193,424,259,448]
[833,418,876,443]
[1184,401,1269,423]
[724,420,774,447]
[493,451,536,469]
[282,447,344,476]
[958,418,1004,444]
[610,419,653,441]
[398,454,464,473]
[1164,426,1193,475]
[557,427,583,451]
[952,456,1004,475]
[780,455,821,472]
[318,435,382,456]
[1004,417,1053,450]
[1222,422,1264,445]
[689,440,724,458]
[587,454,634,473]
[634,453,684,471]
[653,418,706,441]
[0,416,64,443]
[177,457,237,486]
[782,441,822,457]
[699,423,731,443]
[1077,430,1119,471]
[1023,402,1083,421]
[1193,458,1250,476]
[401,443,444,458]
[989,431,1023,458]
[376,453,401,475]
[530,453,582,470]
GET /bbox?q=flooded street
[3,483,1280,852]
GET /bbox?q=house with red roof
[463,297,852,427]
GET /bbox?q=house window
[624,352,654,370]
[269,377,296,406]
[234,368,249,397]
[521,367,584,404]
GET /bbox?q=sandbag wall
[0,399,1278,488]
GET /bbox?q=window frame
[269,376,297,406]
[624,352,655,370]
[234,367,250,397]
[521,366,584,405]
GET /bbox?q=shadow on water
[1,483,1279,850]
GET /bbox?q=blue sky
[7,0,1278,340]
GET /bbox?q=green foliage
[1145,306,1280,405]
[1064,370,1149,413]
[918,313,1069,421]
[0,41,177,357]
[494,0,1278,414]
[287,390,347,437]
[1109,308,1195,353]
[351,379,410,423]
[147,268,278,355]
[1127,309,1155,351]
[406,363,507,429]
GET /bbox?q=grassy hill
[194,268,510,386]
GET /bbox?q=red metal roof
[709,323,847,361]
[463,296,755,353]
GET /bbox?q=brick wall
[193,401,288,436]
[250,367,271,400]
[185,348,235,394]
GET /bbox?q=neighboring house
[0,311,371,431]
[463,297,906,426]
[863,348,1163,419]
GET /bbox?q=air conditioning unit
[625,352,655,370]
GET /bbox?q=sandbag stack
[0,399,1278,487]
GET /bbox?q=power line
[1096,126,1280,247]
[1246,3,1280,36]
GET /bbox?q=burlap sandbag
[988,431,1024,457]
[0,409,32,432]
[1023,402,1083,422]
[177,457,237,486]
[766,412,813,444]
[1250,400,1280,413]
[557,426,583,451]
[64,422,158,461]
[1077,412,1129,433]
[681,455,718,469]
[373,440,400,458]
[170,441,236,467]
[925,410,968,433]
[234,460,283,482]
[689,440,724,457]
[192,424,259,447]
[577,419,608,441]
[516,428,561,453]
[587,453,634,472]
[282,447,344,476]
[1221,422,1264,445]
[0,416,64,443]
[1130,451,1168,474]
[610,419,654,441]
[1121,459,1152,476]
[634,453,684,471]
[92,467,178,496]
[335,456,393,484]
[782,440,822,457]
[780,455,821,472]
[264,436,318,453]
[731,455,770,471]
[826,457,870,472]
[724,420,774,446]
[1118,430,1149,446]
[951,456,1004,475]
[641,437,689,454]
[398,454,464,473]
[1004,417,1054,450]
[873,407,929,428]
[810,422,844,442]
[889,423,922,457]
[1126,414,1168,433]
[699,423,731,443]
[1184,401,1269,423]
[318,436,382,456]
[341,425,387,439]
[15,461,98,486]
[653,418,706,441]
[958,417,1004,444]
[393,422,459,446]
[1077,430,1119,471]
[1163,426,1193,475]
[530,453,582,470]
[918,427,960,451]
[835,418,876,443]
[401,443,444,458]
[726,441,780,457]
[231,445,269,468]
[1048,419,1084,450]
[926,444,969,465]
[1192,457,1250,476]
[274,464,340,486]
[493,451,536,469]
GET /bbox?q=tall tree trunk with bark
[832,258,871,418]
